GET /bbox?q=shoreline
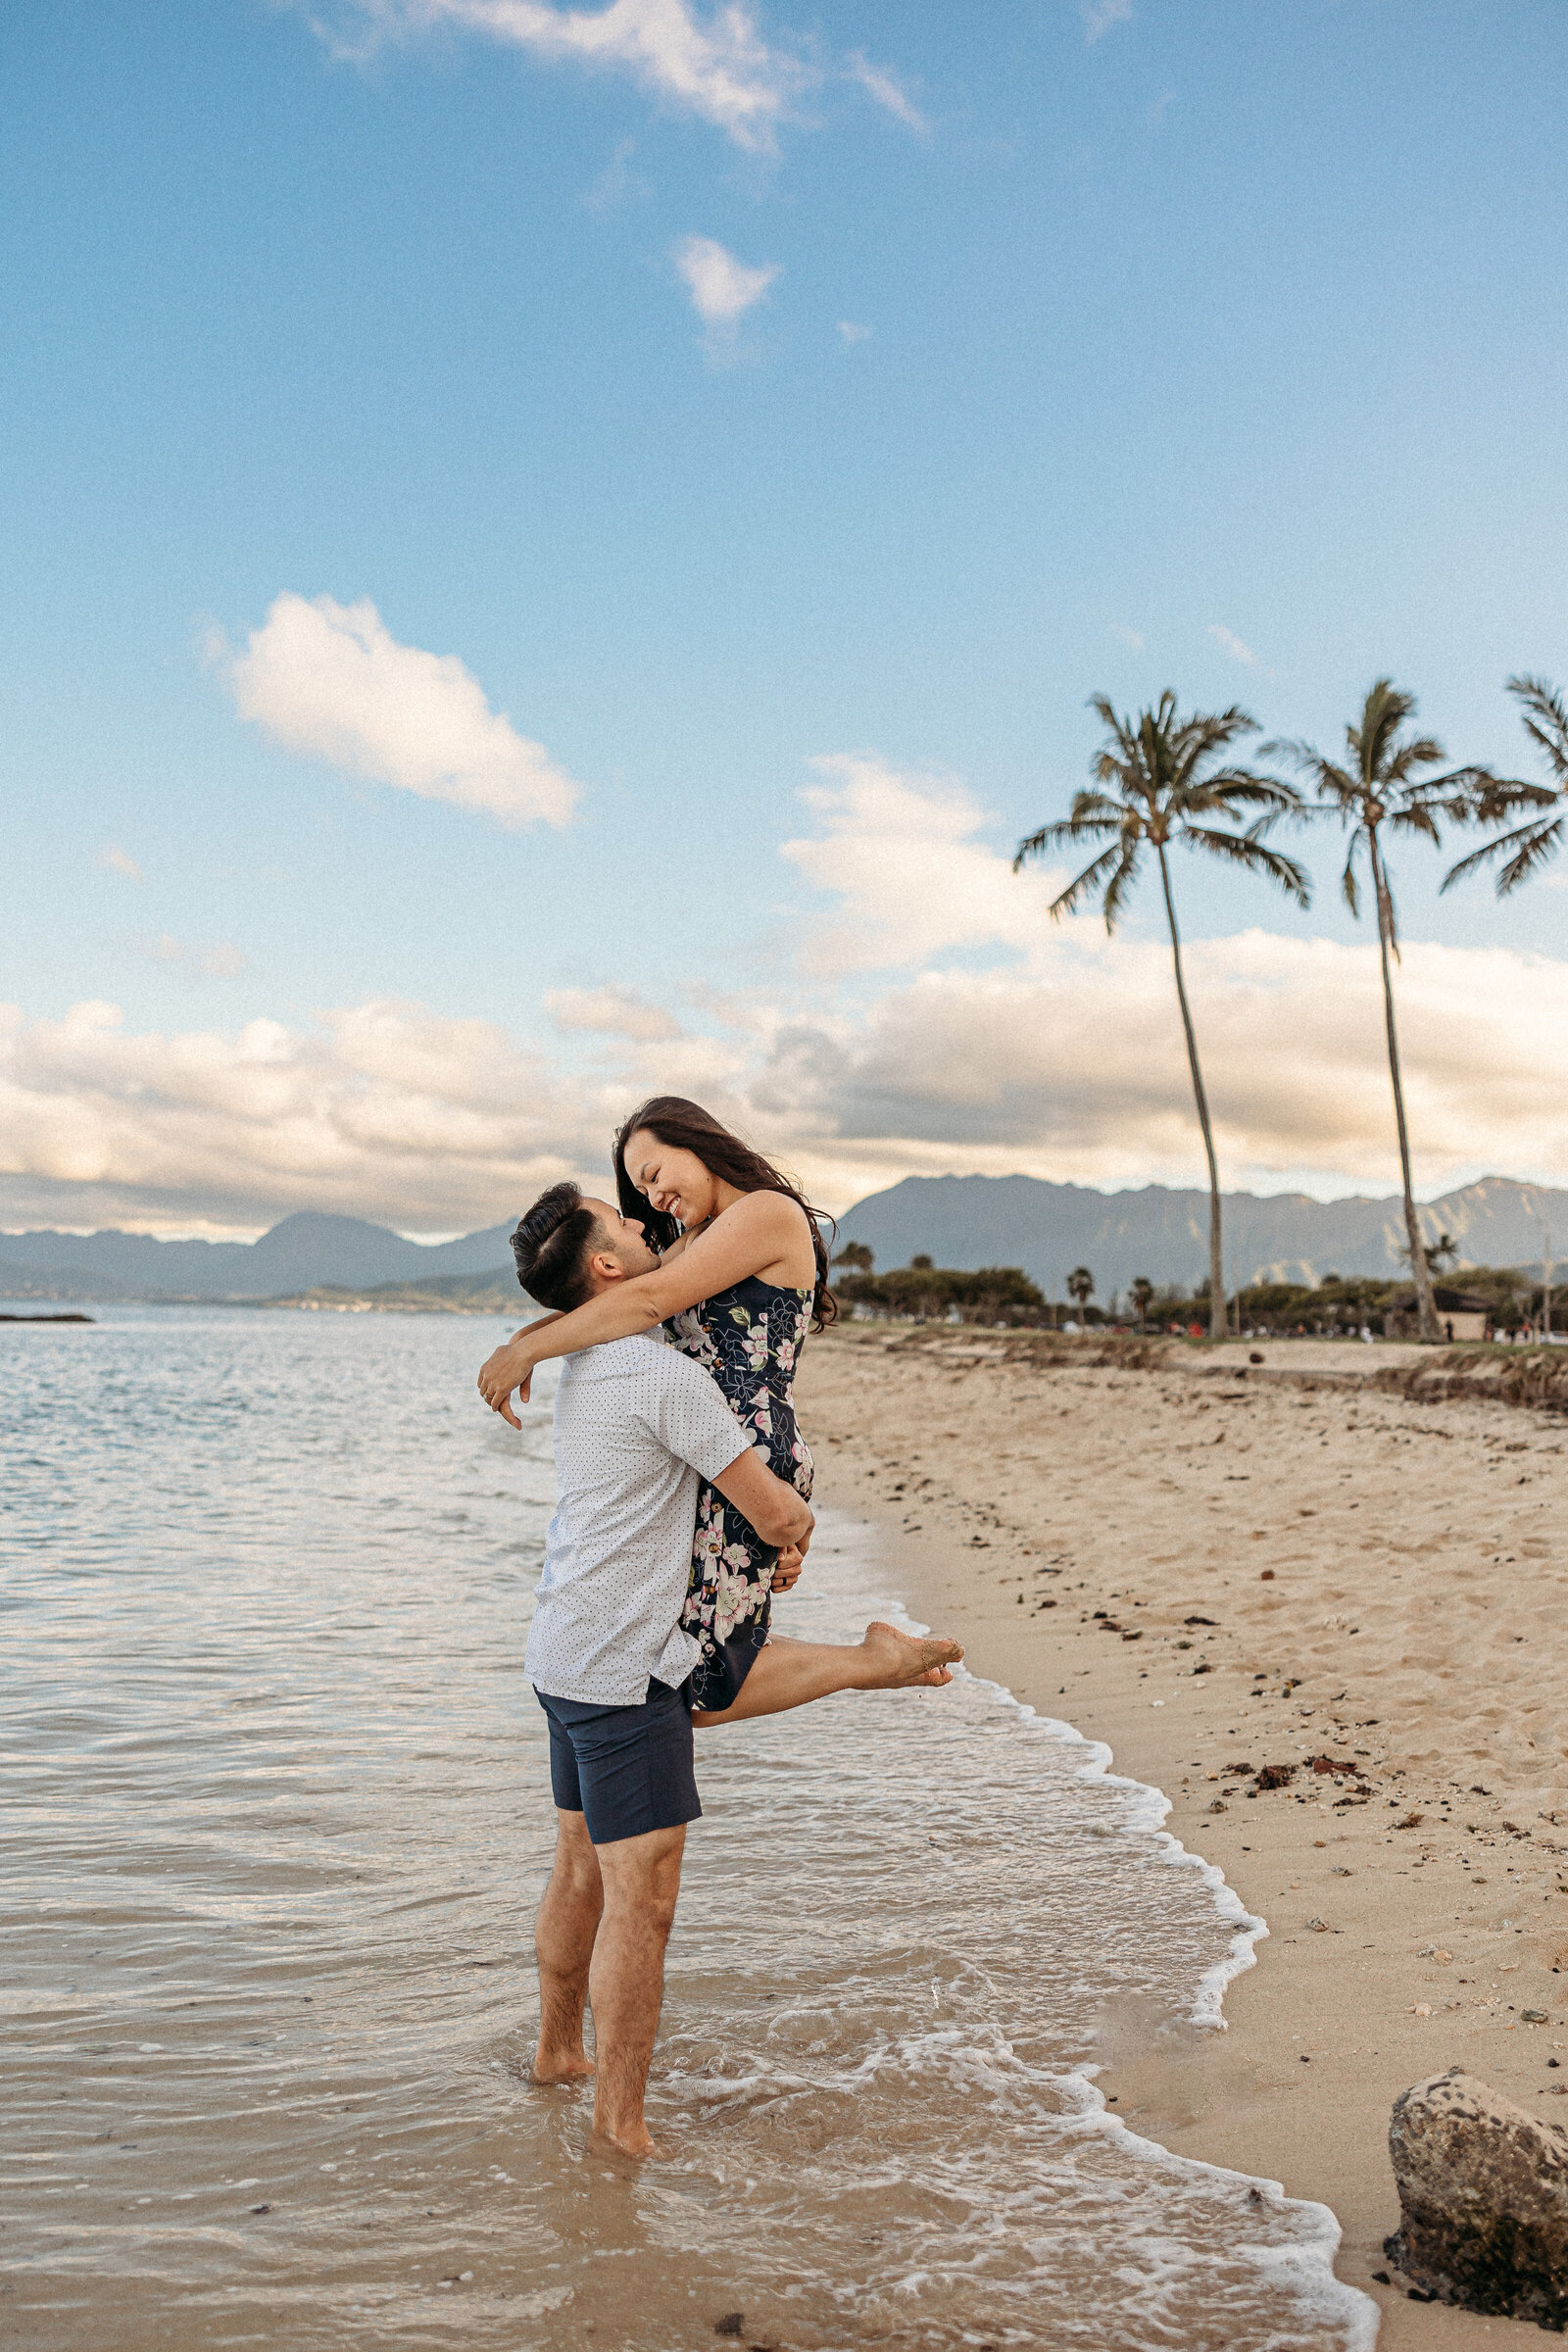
[797,1325,1568,2350]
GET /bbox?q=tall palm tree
[1015,693,1307,1340]
[1273,679,1494,1344]
[1442,674,1566,898]
[1066,1265,1095,1315]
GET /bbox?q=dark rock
[1385,2069,1568,2329]
[715,2318,745,2338]
[1256,1763,1296,1789]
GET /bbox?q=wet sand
[798,1326,1568,2351]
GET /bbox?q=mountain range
[2,1174,1563,1306]
[832,1173,1567,1300]
[0,1212,515,1301]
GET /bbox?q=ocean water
[1,1305,1378,2351]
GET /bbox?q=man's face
[580,1199,660,1286]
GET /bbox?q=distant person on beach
[491,1124,961,2156]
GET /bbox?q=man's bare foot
[533,2048,595,2084]
[591,2117,664,2158]
[858,1620,963,1690]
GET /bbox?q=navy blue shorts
[536,1678,701,1847]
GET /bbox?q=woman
[477,1097,961,1724]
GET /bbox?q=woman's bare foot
[858,1620,963,1689]
[533,2046,595,2084]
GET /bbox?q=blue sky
[4,0,1566,1235]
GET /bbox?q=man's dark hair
[511,1182,604,1312]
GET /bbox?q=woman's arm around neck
[477,1193,812,1426]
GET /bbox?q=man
[512,1182,813,2158]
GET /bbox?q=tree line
[829,1246,1554,1339]
[1009,675,1567,1344]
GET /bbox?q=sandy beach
[798,1325,1568,2350]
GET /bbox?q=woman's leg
[691,1623,963,1730]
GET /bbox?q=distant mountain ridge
[0,1211,515,1301]
[4,1174,1564,1306]
[832,1174,1568,1300]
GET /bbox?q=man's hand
[478,1339,535,1429]
[771,1543,806,1593]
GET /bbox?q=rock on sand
[1386,2067,1568,2328]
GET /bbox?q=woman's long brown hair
[612,1096,837,1331]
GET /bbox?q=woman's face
[622,1130,718,1228]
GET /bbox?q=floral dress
[664,1276,815,1712]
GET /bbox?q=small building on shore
[1385,1287,1493,1342]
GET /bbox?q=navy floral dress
[664,1277,815,1711]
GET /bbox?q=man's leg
[589,1823,687,2156]
[692,1623,963,1729]
[533,1807,602,2083]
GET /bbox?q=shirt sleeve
[636,1349,753,1482]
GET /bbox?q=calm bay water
[2,1305,1377,2350]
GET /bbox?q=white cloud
[218,593,580,831]
[19,759,1568,1237]
[837,319,872,346]
[98,844,144,883]
[0,998,604,1233]
[582,133,641,211]
[1109,623,1144,651]
[1207,622,1258,667]
[762,761,1568,1200]
[748,932,1568,1200]
[781,755,1061,973]
[672,234,779,328]
[1081,0,1132,42]
[546,984,682,1041]
[313,0,810,151]
[140,936,247,980]
[845,51,925,131]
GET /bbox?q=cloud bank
[6,759,1566,1236]
[219,593,580,831]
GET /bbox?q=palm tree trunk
[1368,829,1439,1343]
[1156,845,1226,1340]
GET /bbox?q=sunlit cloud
[307,0,810,151]
[98,844,144,883]
[845,50,925,132]
[781,754,1060,973]
[139,936,247,980]
[837,319,872,345]
[1207,622,1258,667]
[1081,0,1132,43]
[1109,623,1144,651]
[672,234,779,328]
[546,984,683,1041]
[216,592,580,831]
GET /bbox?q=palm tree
[1273,679,1494,1344]
[1015,693,1307,1339]
[833,1241,875,1273]
[1443,674,1566,898]
[1066,1265,1095,1316]
[1131,1275,1154,1332]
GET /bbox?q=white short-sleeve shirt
[523,1335,752,1705]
